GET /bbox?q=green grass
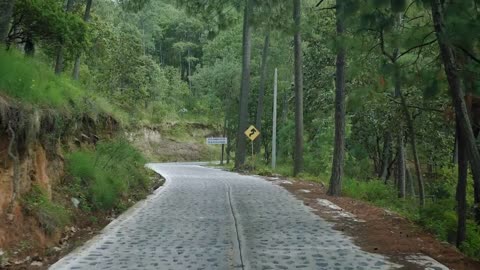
[22,185,70,235]
[0,48,129,125]
[0,49,82,107]
[65,138,150,211]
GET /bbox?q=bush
[343,178,397,202]
[66,139,149,210]
[22,185,70,234]
[418,199,457,242]
[0,49,82,107]
[463,221,480,259]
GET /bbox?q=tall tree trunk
[391,49,407,199]
[396,136,406,198]
[234,0,253,169]
[398,90,425,205]
[254,32,270,154]
[72,0,93,80]
[431,0,480,202]
[456,119,468,248]
[380,132,392,180]
[0,0,15,43]
[328,0,346,195]
[293,0,304,176]
[460,54,480,225]
[55,0,76,75]
[406,166,415,197]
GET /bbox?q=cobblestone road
[50,163,400,270]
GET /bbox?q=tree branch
[388,97,443,113]
[317,5,337,11]
[316,0,325,7]
[456,45,480,65]
[379,29,395,62]
[397,38,437,59]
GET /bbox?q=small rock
[6,214,14,222]
[30,261,43,267]
[52,247,62,252]
[70,226,77,233]
[71,197,80,208]
[298,189,311,193]
[14,256,30,265]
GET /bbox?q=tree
[430,0,480,214]
[54,0,76,75]
[234,0,254,169]
[328,0,346,195]
[292,0,304,176]
[254,32,270,154]
[0,0,15,43]
[72,0,93,80]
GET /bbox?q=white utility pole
[272,68,278,169]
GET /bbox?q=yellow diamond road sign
[245,125,260,141]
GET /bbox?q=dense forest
[1,0,480,261]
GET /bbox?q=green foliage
[343,178,397,202]
[13,0,88,52]
[22,185,70,234]
[66,139,149,210]
[463,222,480,259]
[0,49,82,107]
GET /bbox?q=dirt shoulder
[268,177,480,270]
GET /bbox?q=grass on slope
[0,49,82,107]
[0,49,128,123]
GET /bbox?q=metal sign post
[244,125,260,169]
[272,68,278,169]
[206,137,228,164]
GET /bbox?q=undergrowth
[342,177,480,260]
[22,185,70,235]
[65,139,150,211]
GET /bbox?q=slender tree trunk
[0,0,15,43]
[390,51,407,199]
[328,0,346,195]
[187,48,192,90]
[254,32,270,154]
[456,119,468,248]
[406,166,415,196]
[55,0,76,75]
[380,132,392,180]
[431,0,480,183]
[234,0,253,169]
[396,136,406,198]
[293,0,304,176]
[398,90,425,205]
[72,0,93,80]
[282,91,288,123]
[461,55,480,225]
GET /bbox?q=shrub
[343,178,397,202]
[418,199,457,242]
[66,139,149,210]
[462,221,480,259]
[22,185,70,234]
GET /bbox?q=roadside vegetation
[65,139,150,212]
[1,0,480,263]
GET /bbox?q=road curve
[50,163,399,270]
